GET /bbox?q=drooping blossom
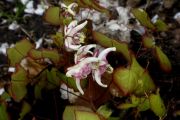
[64,20,88,51]
[66,46,116,94]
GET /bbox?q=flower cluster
[66,45,116,94]
[61,2,116,95]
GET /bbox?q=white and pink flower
[60,2,78,16]
[64,20,88,51]
[66,46,116,94]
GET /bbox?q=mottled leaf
[7,39,34,66]
[29,49,61,64]
[155,46,172,72]
[131,8,155,29]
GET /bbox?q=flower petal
[74,44,96,63]
[65,20,78,36]
[64,37,81,51]
[76,78,84,94]
[70,20,88,36]
[93,69,107,87]
[98,47,116,61]
[68,3,78,9]
[61,3,68,8]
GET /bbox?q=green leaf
[75,111,100,120]
[47,68,61,86]
[113,67,138,96]
[34,71,47,99]
[97,104,112,119]
[130,95,140,105]
[149,92,166,118]
[63,106,93,120]
[29,49,61,64]
[7,39,34,66]
[142,35,155,49]
[137,97,150,111]
[51,32,64,48]
[131,8,155,30]
[134,71,156,96]
[154,19,168,31]
[19,101,31,120]
[92,31,131,61]
[9,81,27,102]
[118,103,136,109]
[130,57,156,96]
[154,46,172,72]
[130,56,144,75]
[0,103,9,120]
[11,65,27,82]
[44,7,61,25]
[77,0,110,16]
[108,117,120,120]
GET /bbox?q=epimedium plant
[0,0,172,120]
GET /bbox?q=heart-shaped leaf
[9,81,27,102]
[154,46,172,72]
[44,7,61,25]
[113,67,138,96]
[7,39,34,66]
[131,8,155,30]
